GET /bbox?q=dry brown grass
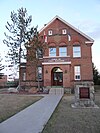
[0,94,42,123]
[42,89,100,133]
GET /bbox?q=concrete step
[49,87,64,95]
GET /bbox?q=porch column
[63,65,71,88]
[43,65,51,87]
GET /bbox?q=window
[49,48,56,57]
[74,66,81,80]
[68,34,71,41]
[62,29,67,34]
[59,47,67,57]
[37,66,42,80]
[23,73,26,81]
[48,30,52,35]
[36,48,43,58]
[73,46,81,57]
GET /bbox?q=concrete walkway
[0,88,64,133]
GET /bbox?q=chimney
[44,24,47,26]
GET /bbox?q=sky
[0,0,100,78]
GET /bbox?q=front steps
[49,87,64,95]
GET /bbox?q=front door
[52,68,63,86]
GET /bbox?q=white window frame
[48,30,52,35]
[74,66,81,80]
[73,46,81,57]
[36,48,43,58]
[37,66,42,81]
[49,47,56,57]
[59,47,67,57]
[23,73,26,81]
[62,29,67,34]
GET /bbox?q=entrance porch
[43,65,71,88]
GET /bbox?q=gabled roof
[39,15,94,43]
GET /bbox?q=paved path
[0,88,64,133]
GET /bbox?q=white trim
[73,46,81,58]
[62,29,67,34]
[20,66,26,68]
[85,41,94,44]
[42,62,71,65]
[23,73,26,81]
[43,55,70,58]
[74,66,81,80]
[39,15,94,42]
[48,30,52,35]
[49,47,56,57]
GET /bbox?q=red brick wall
[43,64,71,87]
[40,18,93,88]
[21,17,93,89]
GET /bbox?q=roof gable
[39,15,94,43]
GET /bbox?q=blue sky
[0,0,100,76]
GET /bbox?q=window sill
[73,57,81,58]
[74,79,81,81]
[43,55,70,58]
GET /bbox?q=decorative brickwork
[20,16,94,92]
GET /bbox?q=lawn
[0,94,42,123]
[42,89,100,133]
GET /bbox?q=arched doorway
[51,67,63,86]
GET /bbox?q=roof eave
[39,15,94,42]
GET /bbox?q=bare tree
[3,7,47,90]
[0,56,4,79]
[25,28,47,90]
[3,7,35,89]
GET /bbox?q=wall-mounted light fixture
[65,70,67,73]
[45,70,48,74]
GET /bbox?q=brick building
[20,16,94,91]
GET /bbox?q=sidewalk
[0,88,64,133]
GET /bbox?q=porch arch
[51,67,63,87]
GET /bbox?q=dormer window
[48,30,52,35]
[62,29,67,34]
